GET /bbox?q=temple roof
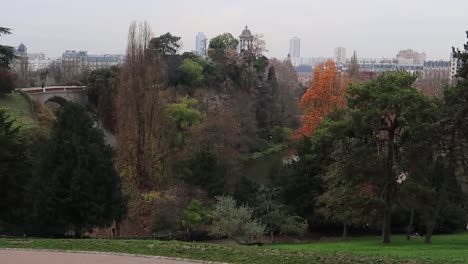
[240,26,253,39]
[17,43,27,53]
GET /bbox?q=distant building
[27,53,52,71]
[421,60,450,81]
[334,47,346,64]
[195,32,207,56]
[358,58,422,73]
[289,37,300,66]
[289,37,300,57]
[450,51,462,83]
[300,57,330,67]
[295,64,313,87]
[62,50,89,74]
[414,60,451,96]
[12,43,29,79]
[61,50,124,73]
[88,54,124,71]
[396,49,426,65]
[27,53,45,61]
[29,58,52,71]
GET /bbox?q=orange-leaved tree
[296,60,348,137]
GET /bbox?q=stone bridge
[18,86,87,105]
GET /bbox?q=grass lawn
[272,232,468,264]
[0,92,36,127]
[0,237,453,264]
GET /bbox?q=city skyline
[3,0,468,60]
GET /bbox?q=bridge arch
[18,86,87,106]
[45,96,69,106]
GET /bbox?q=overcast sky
[2,0,468,60]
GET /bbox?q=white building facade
[289,37,301,66]
[334,47,346,64]
[450,52,461,83]
[62,50,124,72]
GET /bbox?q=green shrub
[210,196,265,245]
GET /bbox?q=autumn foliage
[296,60,348,137]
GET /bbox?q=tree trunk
[406,208,415,240]
[425,221,434,244]
[75,227,82,238]
[381,118,396,244]
[382,205,391,244]
[342,223,348,240]
[115,221,121,238]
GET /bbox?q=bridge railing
[17,86,86,94]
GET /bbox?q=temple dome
[240,26,253,39]
[18,43,27,53]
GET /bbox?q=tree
[210,196,265,245]
[149,32,181,56]
[47,60,64,85]
[165,54,183,88]
[254,186,307,242]
[177,150,227,196]
[414,31,468,243]
[207,33,239,62]
[180,199,209,239]
[268,58,302,128]
[317,141,378,239]
[452,31,468,80]
[87,67,120,132]
[254,65,282,138]
[179,59,204,89]
[0,27,15,69]
[401,145,462,244]
[252,34,268,58]
[0,70,16,94]
[276,137,327,225]
[0,27,16,94]
[179,105,243,197]
[347,51,360,80]
[296,60,348,137]
[32,103,126,237]
[332,71,435,243]
[0,109,32,232]
[165,96,205,147]
[117,21,170,189]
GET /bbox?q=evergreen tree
[0,27,15,69]
[0,109,31,232]
[329,71,435,243]
[0,27,16,94]
[347,51,360,80]
[149,32,181,56]
[32,103,126,237]
[277,137,328,225]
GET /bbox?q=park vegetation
[1,22,468,254]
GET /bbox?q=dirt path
[0,249,206,264]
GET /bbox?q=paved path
[0,249,203,264]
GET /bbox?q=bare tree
[13,56,29,87]
[117,21,171,190]
[252,34,268,58]
[47,61,64,85]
